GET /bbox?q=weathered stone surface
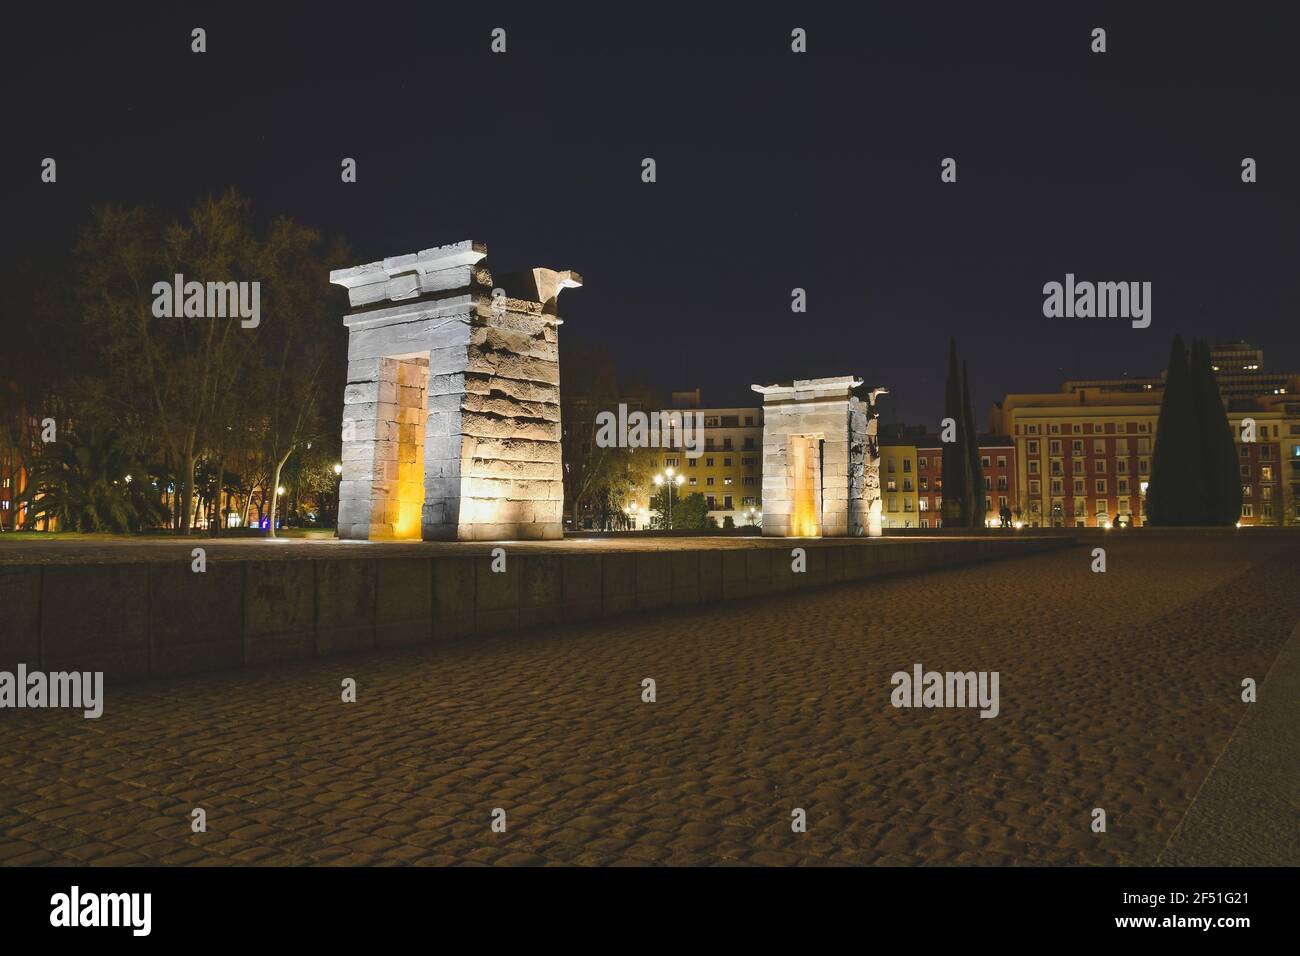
[332,240,578,542]
[150,561,244,676]
[476,556,519,631]
[42,565,150,680]
[752,376,884,539]
[0,567,41,672]
[244,561,315,664]
[518,555,562,629]
[315,559,377,655]
[432,556,476,638]
[375,557,432,646]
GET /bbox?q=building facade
[912,435,1018,528]
[880,439,919,528]
[626,398,764,529]
[991,387,1300,527]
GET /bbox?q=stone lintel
[751,375,864,401]
[330,240,489,307]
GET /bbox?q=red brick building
[911,434,1018,528]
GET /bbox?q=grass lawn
[0,527,338,543]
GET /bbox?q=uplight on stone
[330,240,581,541]
[751,376,887,538]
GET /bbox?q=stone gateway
[751,376,887,538]
[330,240,581,541]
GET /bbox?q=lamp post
[653,467,686,529]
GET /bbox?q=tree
[560,344,661,526]
[22,430,167,533]
[962,359,984,526]
[652,490,710,530]
[0,259,88,530]
[1147,336,1205,525]
[72,190,348,536]
[75,194,257,533]
[1189,338,1242,526]
[560,343,621,525]
[249,216,350,537]
[941,338,974,526]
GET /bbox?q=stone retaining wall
[0,537,1074,683]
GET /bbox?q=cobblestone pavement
[2,535,1298,866]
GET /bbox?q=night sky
[5,4,1299,427]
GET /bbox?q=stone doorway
[751,376,887,538]
[789,434,823,537]
[331,240,582,541]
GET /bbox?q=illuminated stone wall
[331,240,581,541]
[752,376,884,538]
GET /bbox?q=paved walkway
[1158,613,1300,866]
[1,536,1297,865]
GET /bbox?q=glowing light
[789,436,821,537]
[276,486,286,496]
[333,463,342,475]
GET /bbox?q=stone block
[41,564,150,680]
[432,556,475,638]
[315,559,377,656]
[244,560,315,665]
[721,549,751,601]
[635,553,672,610]
[376,557,432,646]
[824,544,847,584]
[149,560,245,677]
[475,555,519,632]
[770,546,800,592]
[518,555,562,629]
[561,554,603,622]
[670,551,702,606]
[745,548,772,594]
[601,553,637,615]
[0,567,41,673]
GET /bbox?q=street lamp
[653,467,686,529]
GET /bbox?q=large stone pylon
[751,376,886,537]
[330,240,581,541]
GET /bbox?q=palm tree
[22,430,167,532]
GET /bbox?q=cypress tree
[1188,338,1242,525]
[1147,336,1205,525]
[962,360,984,527]
[941,338,968,527]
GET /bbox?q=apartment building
[628,394,763,529]
[991,387,1300,527]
